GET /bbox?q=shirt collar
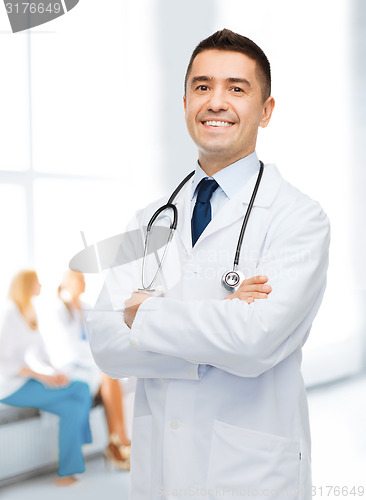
[191,151,260,201]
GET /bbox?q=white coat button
[129,338,138,348]
[170,420,181,430]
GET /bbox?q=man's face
[184,50,274,169]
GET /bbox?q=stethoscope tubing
[141,161,264,292]
[233,161,264,269]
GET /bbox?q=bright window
[0,185,27,301]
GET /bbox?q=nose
[206,87,229,113]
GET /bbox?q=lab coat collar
[236,162,283,208]
[174,163,283,253]
[192,151,260,201]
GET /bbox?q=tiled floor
[1,374,366,500]
[0,456,130,500]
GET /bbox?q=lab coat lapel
[197,164,283,245]
[174,176,195,254]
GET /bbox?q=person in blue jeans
[0,270,92,486]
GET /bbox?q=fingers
[125,292,150,308]
[56,374,69,386]
[239,284,272,293]
[46,374,70,388]
[238,291,269,300]
[43,378,57,389]
[223,275,272,302]
[224,291,269,302]
[238,276,271,294]
[242,275,269,285]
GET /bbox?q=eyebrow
[226,77,251,87]
[190,75,252,88]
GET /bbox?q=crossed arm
[87,198,330,380]
[124,275,272,328]
[86,275,271,381]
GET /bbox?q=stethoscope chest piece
[221,269,245,293]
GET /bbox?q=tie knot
[196,178,219,203]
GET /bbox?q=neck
[71,295,81,310]
[198,148,255,177]
[22,304,38,330]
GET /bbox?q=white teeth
[203,120,233,127]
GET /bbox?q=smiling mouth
[202,120,234,127]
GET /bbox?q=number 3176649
[5,3,62,14]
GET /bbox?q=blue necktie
[191,178,219,246]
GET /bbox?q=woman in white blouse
[0,270,92,486]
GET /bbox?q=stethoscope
[140,161,264,294]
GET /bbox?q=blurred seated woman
[0,270,92,486]
[43,270,131,470]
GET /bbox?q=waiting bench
[0,377,135,486]
[0,401,108,486]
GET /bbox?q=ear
[259,96,275,128]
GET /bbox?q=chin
[201,144,234,156]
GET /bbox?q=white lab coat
[40,299,102,395]
[86,163,330,500]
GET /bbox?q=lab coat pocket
[130,414,153,499]
[207,420,301,499]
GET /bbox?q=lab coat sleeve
[85,212,205,381]
[129,198,331,378]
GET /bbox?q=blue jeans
[1,379,92,476]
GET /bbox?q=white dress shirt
[191,151,260,218]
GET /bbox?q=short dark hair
[184,29,271,102]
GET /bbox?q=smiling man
[87,29,330,500]
[183,48,274,175]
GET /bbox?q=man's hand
[124,292,151,329]
[224,275,272,303]
[123,276,271,328]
